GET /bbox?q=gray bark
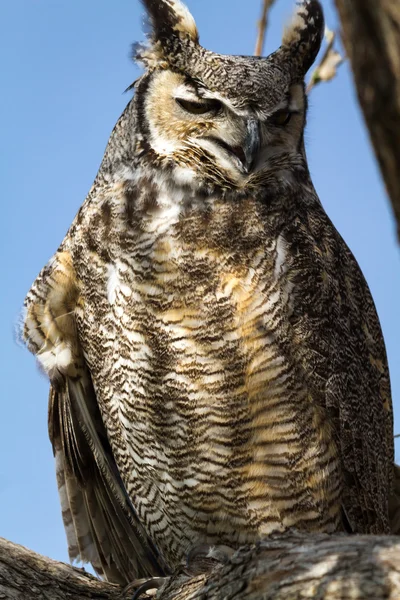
[334,0,400,237]
[2,532,400,599]
[0,537,130,600]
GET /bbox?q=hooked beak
[221,118,260,173]
[243,118,260,173]
[205,118,260,174]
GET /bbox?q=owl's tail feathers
[389,463,400,534]
[48,378,168,584]
[55,443,125,582]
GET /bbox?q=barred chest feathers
[71,171,342,564]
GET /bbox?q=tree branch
[254,0,276,56]
[2,533,400,599]
[0,537,131,600]
[307,28,344,94]
[335,0,400,238]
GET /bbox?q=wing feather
[287,209,394,533]
[49,377,168,584]
[24,250,168,583]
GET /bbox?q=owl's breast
[75,195,343,566]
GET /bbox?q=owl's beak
[243,118,260,173]
[205,118,260,174]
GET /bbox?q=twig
[254,0,276,56]
[307,28,344,93]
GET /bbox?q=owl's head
[132,0,324,193]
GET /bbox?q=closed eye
[176,98,222,115]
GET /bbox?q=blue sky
[1,0,400,567]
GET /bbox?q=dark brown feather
[48,378,168,582]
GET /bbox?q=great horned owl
[23,0,396,585]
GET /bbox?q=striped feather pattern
[23,154,394,576]
[54,165,391,570]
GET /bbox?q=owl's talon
[130,577,167,600]
[185,543,235,575]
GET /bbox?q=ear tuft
[142,0,198,44]
[282,0,324,75]
[134,0,199,68]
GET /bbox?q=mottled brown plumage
[23,0,396,585]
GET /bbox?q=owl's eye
[176,98,222,115]
[270,110,292,126]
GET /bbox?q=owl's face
[134,0,324,193]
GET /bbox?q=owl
[23,0,397,587]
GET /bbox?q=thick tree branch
[2,533,400,599]
[254,0,276,56]
[335,0,400,238]
[0,537,132,600]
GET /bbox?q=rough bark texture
[0,537,131,600]
[2,533,400,599]
[335,0,400,237]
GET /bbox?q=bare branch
[3,533,400,599]
[254,0,276,57]
[0,537,131,600]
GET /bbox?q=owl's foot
[125,577,167,600]
[185,543,235,575]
